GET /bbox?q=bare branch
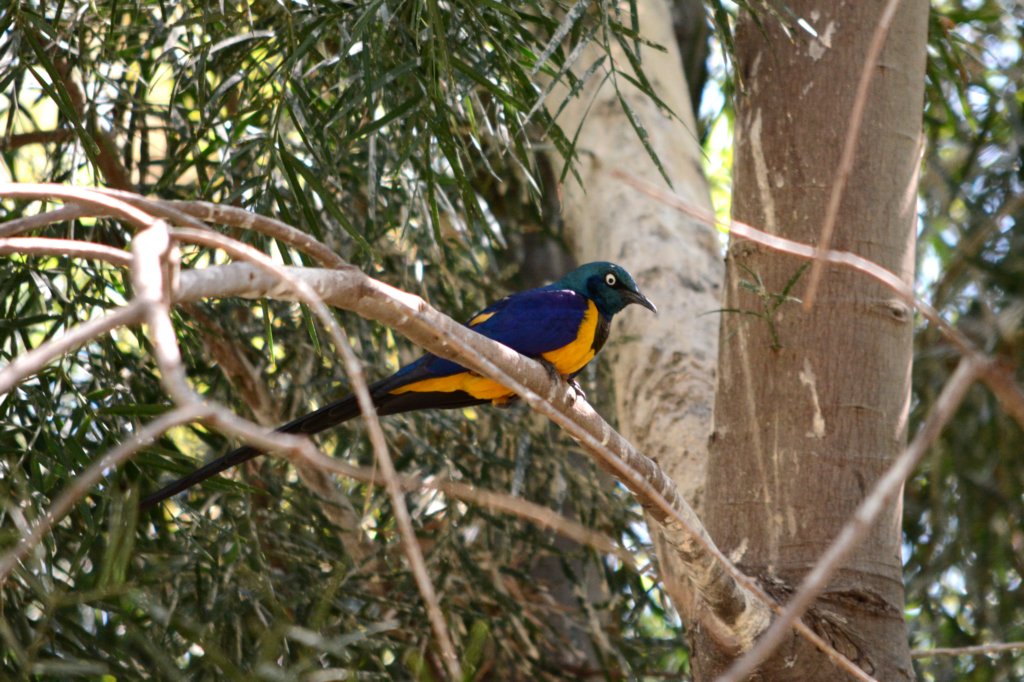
[0,404,208,586]
[0,301,145,397]
[0,129,74,150]
[1,186,344,272]
[612,170,1024,436]
[166,200,349,269]
[0,205,86,237]
[980,362,1024,435]
[612,171,960,342]
[0,236,132,266]
[0,184,162,230]
[718,357,986,682]
[911,641,1024,659]
[337,332,464,680]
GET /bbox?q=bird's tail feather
[139,381,490,511]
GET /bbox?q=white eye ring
[605,273,617,287]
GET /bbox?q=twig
[803,0,904,309]
[96,190,347,270]
[979,363,1024,435]
[0,129,74,150]
[335,330,464,680]
[0,301,145,396]
[0,184,162,230]
[166,200,349,269]
[610,171,958,346]
[0,204,86,237]
[0,236,132,266]
[0,404,208,586]
[0,187,346,270]
[717,357,985,682]
[911,641,1024,658]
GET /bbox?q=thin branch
[717,356,986,682]
[0,184,162,230]
[97,190,347,269]
[0,404,208,586]
[93,188,211,231]
[336,331,464,680]
[53,58,132,190]
[0,129,74,150]
[0,236,132,266]
[803,0,904,309]
[167,200,349,269]
[0,186,346,270]
[911,641,1024,659]
[0,301,145,397]
[425,478,635,568]
[980,362,1024,434]
[0,204,86,237]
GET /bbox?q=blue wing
[384,287,589,385]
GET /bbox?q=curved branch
[0,185,346,270]
[0,302,145,397]
[0,237,132,266]
[0,205,86,238]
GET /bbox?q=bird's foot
[537,359,586,403]
[567,377,587,402]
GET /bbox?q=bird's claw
[567,377,587,402]
[538,359,586,403]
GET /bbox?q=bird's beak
[625,288,657,314]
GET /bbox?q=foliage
[0,0,688,678]
[906,1,1024,680]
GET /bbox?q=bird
[140,261,656,511]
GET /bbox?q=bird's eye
[605,273,617,287]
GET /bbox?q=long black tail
[140,384,489,512]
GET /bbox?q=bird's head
[554,262,657,317]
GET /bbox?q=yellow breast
[541,299,599,377]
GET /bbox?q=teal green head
[551,262,657,317]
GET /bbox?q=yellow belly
[391,299,600,401]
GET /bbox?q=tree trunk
[547,0,724,633]
[700,2,927,679]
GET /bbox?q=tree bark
[701,1,927,679]
[546,0,724,643]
